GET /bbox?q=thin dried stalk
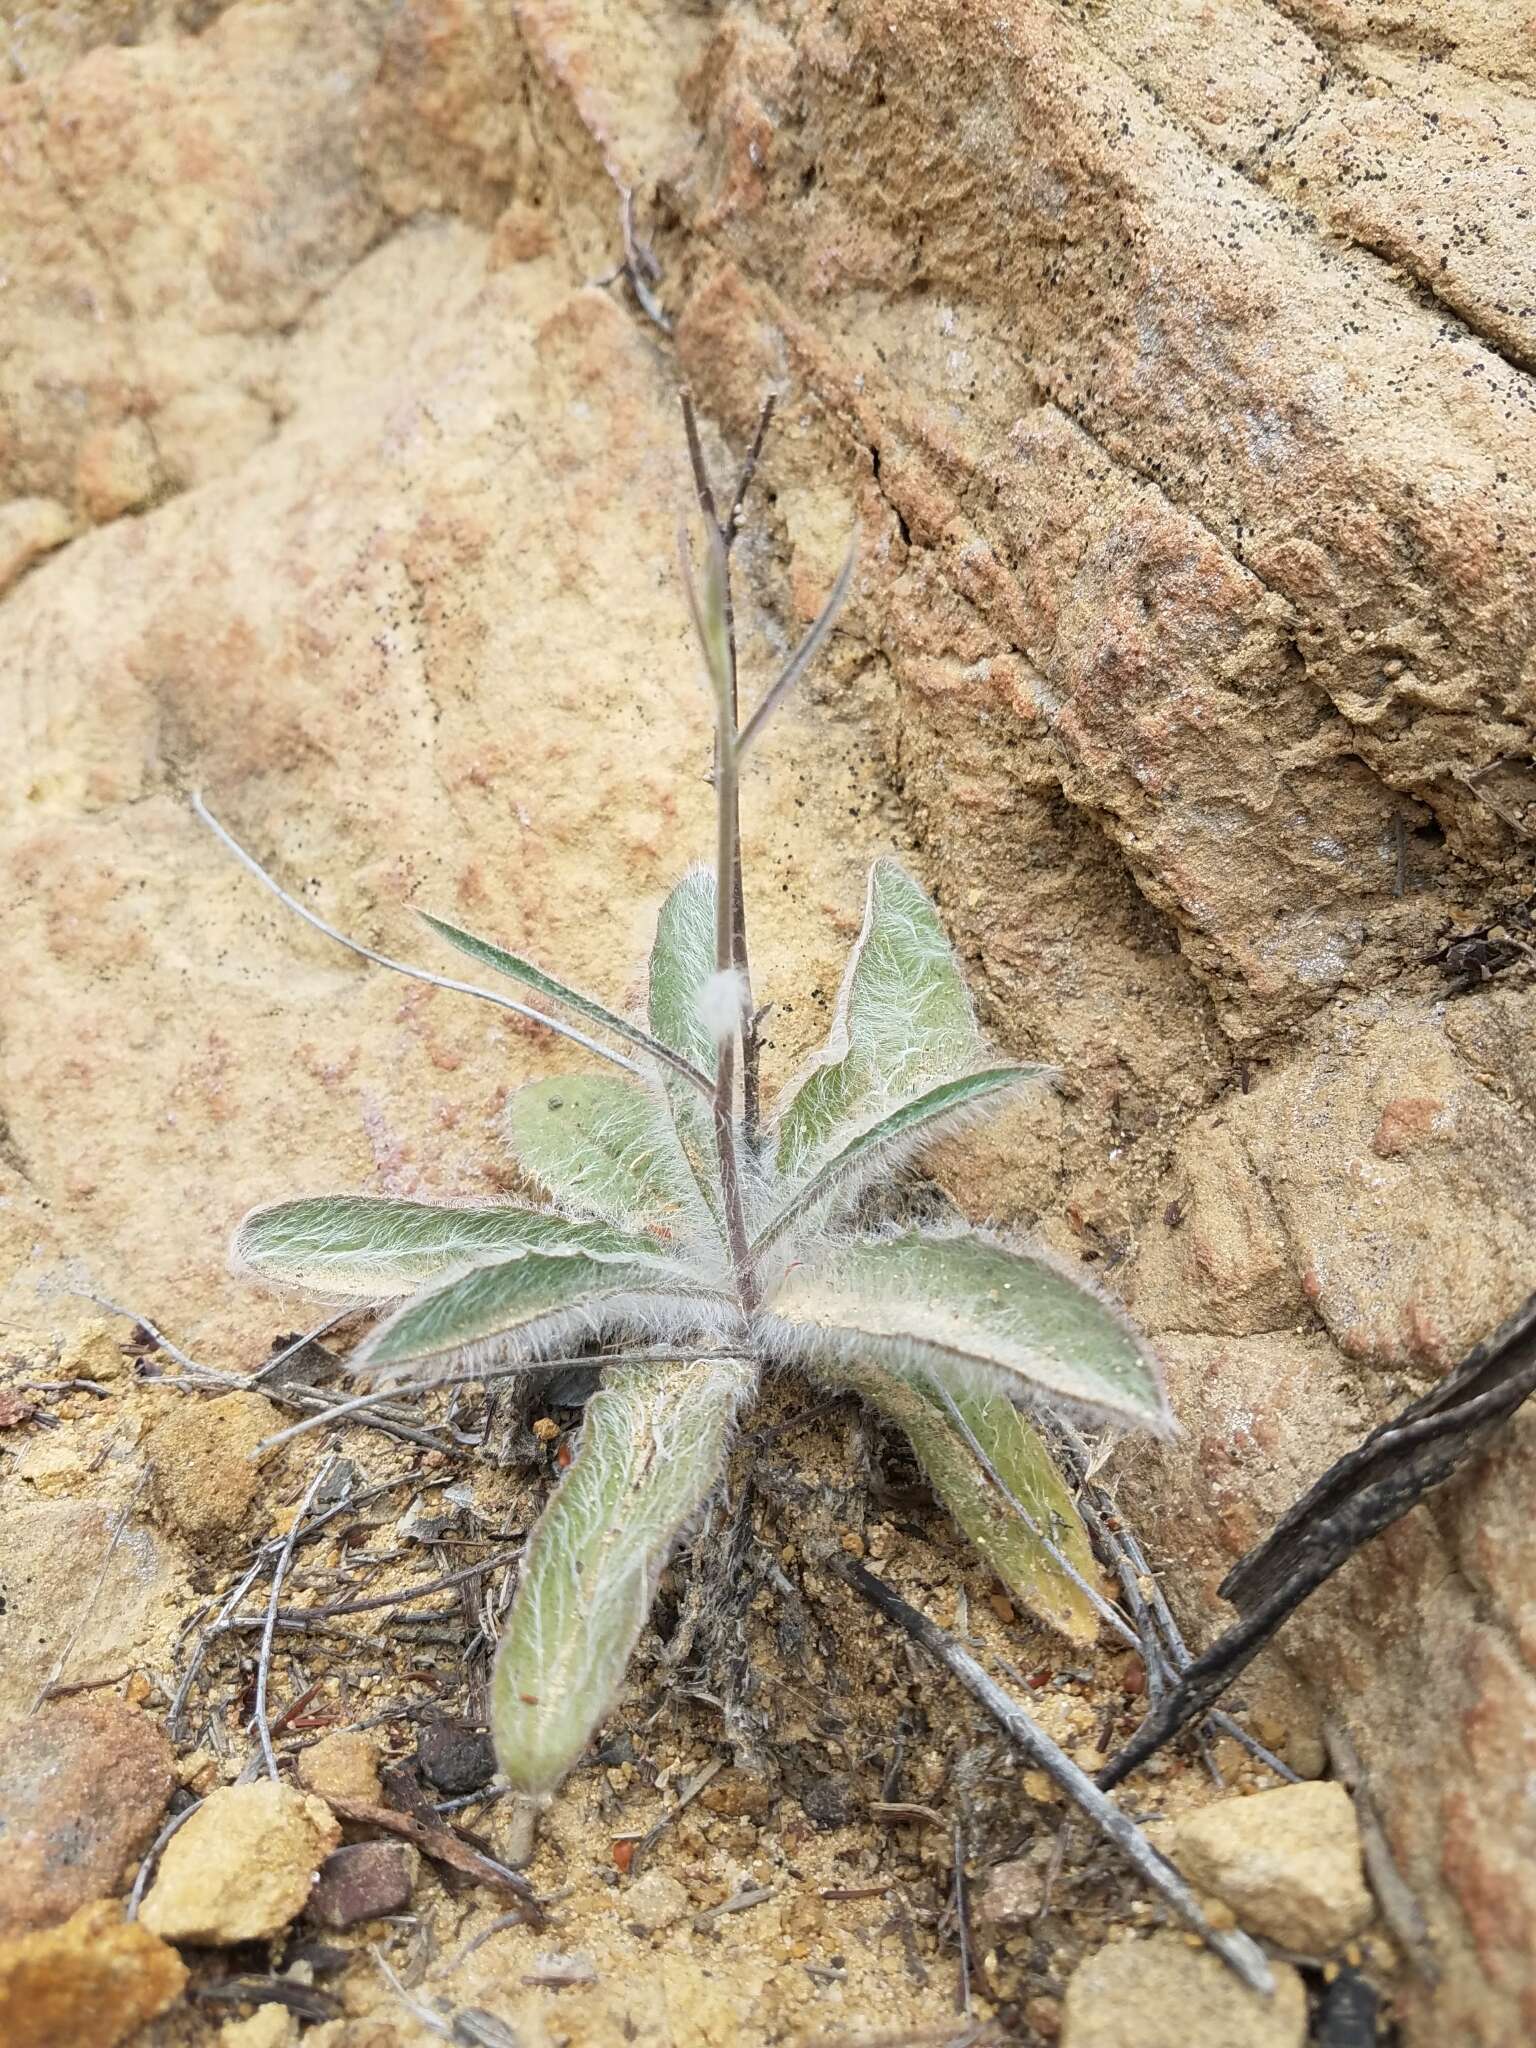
[254,1452,337,1778]
[838,1558,1273,1997]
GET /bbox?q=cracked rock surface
[2,2,1535,2041]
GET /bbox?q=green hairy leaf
[492,1356,753,1798]
[213,409,1178,1860]
[763,1229,1169,1431]
[648,869,724,1219]
[773,860,991,1183]
[649,866,720,1077]
[420,909,704,1084]
[751,1064,1043,1255]
[354,1248,731,1377]
[833,1359,1103,1644]
[505,1074,704,1238]
[234,1196,649,1297]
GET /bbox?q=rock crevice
[4,4,1535,2041]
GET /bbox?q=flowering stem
[681,389,770,1307]
[682,388,774,1151]
[711,623,757,1312]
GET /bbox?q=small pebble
[306,1843,417,1930]
[417,1722,496,1796]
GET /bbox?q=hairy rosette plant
[203,398,1169,1857]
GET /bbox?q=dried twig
[1458,760,1533,839]
[454,1909,539,1964]
[1324,1719,1437,1981]
[251,1348,752,1458]
[78,1294,446,1453]
[1072,1483,1295,1781]
[628,1757,726,1876]
[693,1884,775,1928]
[235,1550,521,1625]
[261,1381,452,1456]
[193,1977,341,2023]
[617,182,671,333]
[328,1793,538,1907]
[249,1309,360,1384]
[837,1558,1273,1996]
[255,1453,338,1778]
[73,1292,233,1383]
[951,1818,974,2016]
[127,1799,203,1920]
[30,1669,129,1699]
[169,1555,267,1740]
[372,1949,454,2038]
[1100,1289,1536,1789]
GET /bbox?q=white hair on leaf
[491,1354,755,1801]
[696,967,746,1045]
[750,1065,1048,1264]
[753,1220,1172,1436]
[354,1278,744,1387]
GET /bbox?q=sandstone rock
[297,1731,384,1809]
[15,1437,92,1497]
[305,2023,404,2048]
[139,1782,341,1944]
[1161,1782,1373,1954]
[1061,1933,1307,2048]
[679,39,1536,1024]
[1068,0,1325,165]
[5,2,1536,2041]
[975,1856,1047,1931]
[75,417,161,524]
[1270,50,1536,376]
[143,1391,281,1545]
[1136,1331,1371,1590]
[1280,1,1536,93]
[55,1316,131,1384]
[306,1842,418,1930]
[0,2,389,520]
[0,1898,187,2048]
[697,1768,777,1819]
[1222,1009,1536,1370]
[619,1870,691,1935]
[1128,1121,1305,1337]
[3,4,190,79]
[221,2009,298,2048]
[0,1698,174,1938]
[0,499,74,599]
[0,1498,186,1718]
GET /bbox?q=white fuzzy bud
[696,967,745,1044]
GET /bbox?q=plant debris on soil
[0,1294,1418,2048]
